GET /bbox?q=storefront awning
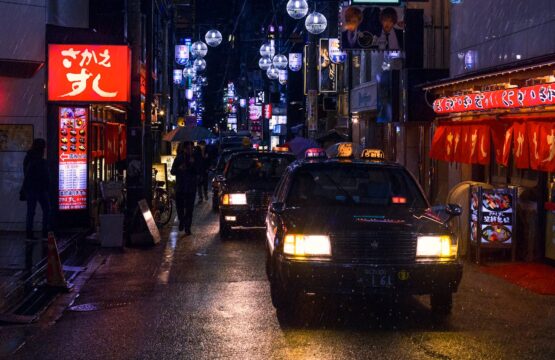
[430,116,555,172]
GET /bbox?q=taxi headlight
[416,235,456,258]
[283,234,331,257]
[222,193,247,205]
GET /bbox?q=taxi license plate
[361,269,393,288]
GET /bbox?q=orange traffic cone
[46,232,72,291]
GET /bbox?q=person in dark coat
[171,141,197,235]
[194,140,210,204]
[23,138,50,239]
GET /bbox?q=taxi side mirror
[270,202,285,214]
[431,203,462,224]
[446,204,462,217]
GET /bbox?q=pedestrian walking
[171,141,197,235]
[22,138,50,239]
[194,140,210,204]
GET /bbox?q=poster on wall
[339,5,404,51]
[0,125,33,152]
[59,107,88,210]
[319,39,338,93]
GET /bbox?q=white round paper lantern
[286,0,309,20]
[260,42,275,58]
[305,12,327,35]
[193,58,207,72]
[205,30,222,47]
[205,30,223,47]
[273,54,288,70]
[183,67,196,78]
[259,57,273,71]
[266,66,279,80]
[191,41,208,58]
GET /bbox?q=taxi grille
[246,191,272,208]
[330,232,416,263]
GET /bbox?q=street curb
[0,229,91,316]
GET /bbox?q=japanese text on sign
[433,83,555,114]
[59,107,88,210]
[48,44,131,102]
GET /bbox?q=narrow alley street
[2,201,553,360]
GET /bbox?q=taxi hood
[281,206,447,235]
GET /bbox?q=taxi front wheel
[219,216,231,240]
[430,290,453,316]
[270,277,296,312]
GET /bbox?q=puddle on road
[68,301,132,312]
[157,226,178,284]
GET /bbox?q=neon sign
[433,83,555,114]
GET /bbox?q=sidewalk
[0,230,88,314]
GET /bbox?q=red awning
[430,117,555,172]
[430,123,492,165]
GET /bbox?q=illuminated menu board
[59,107,88,210]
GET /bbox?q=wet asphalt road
[5,199,555,359]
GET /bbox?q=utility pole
[126,0,144,217]
[306,33,318,140]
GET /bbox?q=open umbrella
[162,126,213,142]
[287,135,318,159]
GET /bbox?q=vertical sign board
[59,107,88,210]
[470,186,517,263]
[319,39,338,93]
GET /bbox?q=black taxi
[211,147,255,211]
[265,145,463,315]
[218,150,295,239]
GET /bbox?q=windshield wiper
[321,173,356,205]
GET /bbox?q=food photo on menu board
[59,107,88,210]
[480,189,514,244]
[60,107,87,154]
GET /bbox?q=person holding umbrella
[171,141,197,235]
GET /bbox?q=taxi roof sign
[305,148,327,159]
[272,146,289,152]
[336,142,353,158]
[361,148,385,160]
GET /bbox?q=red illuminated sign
[58,107,88,210]
[48,44,131,102]
[264,104,273,119]
[433,83,555,114]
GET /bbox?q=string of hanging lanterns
[257,1,328,80]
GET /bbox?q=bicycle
[152,169,174,228]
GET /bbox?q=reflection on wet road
[8,202,555,360]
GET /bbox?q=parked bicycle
[152,169,173,227]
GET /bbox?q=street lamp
[305,11,327,34]
[259,57,273,70]
[286,0,309,19]
[273,54,288,70]
[191,41,208,58]
[260,42,275,58]
[205,30,223,47]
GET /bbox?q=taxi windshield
[287,165,428,209]
[226,155,292,182]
